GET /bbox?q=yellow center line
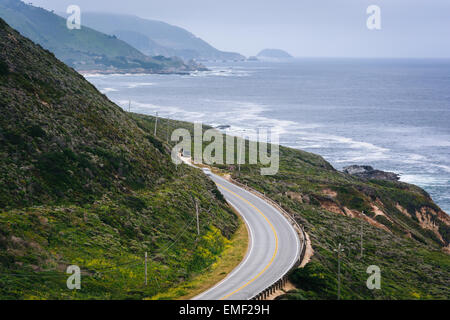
[216,183,279,300]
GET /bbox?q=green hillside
[137,113,450,300]
[0,0,201,73]
[75,12,245,61]
[1,6,448,300]
[0,17,236,299]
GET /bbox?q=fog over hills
[0,0,202,73]
[257,49,293,60]
[68,12,245,62]
[29,0,450,58]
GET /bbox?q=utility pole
[166,118,169,143]
[154,112,158,136]
[334,243,344,300]
[360,212,364,259]
[128,100,131,113]
[238,134,244,176]
[195,200,200,236]
[348,234,352,257]
[144,251,148,286]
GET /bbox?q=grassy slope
[0,18,237,299]
[0,0,189,72]
[149,213,249,300]
[138,114,450,300]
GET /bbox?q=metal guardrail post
[229,178,308,301]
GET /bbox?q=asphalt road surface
[193,173,301,300]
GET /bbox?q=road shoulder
[148,211,249,300]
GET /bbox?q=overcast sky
[28,0,450,58]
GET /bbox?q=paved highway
[193,173,302,300]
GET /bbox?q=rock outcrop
[343,165,400,181]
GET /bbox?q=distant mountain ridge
[257,49,293,60]
[71,12,245,62]
[0,0,203,73]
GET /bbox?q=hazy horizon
[26,0,450,58]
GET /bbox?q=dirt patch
[320,200,393,233]
[343,207,358,218]
[433,208,450,227]
[396,203,412,218]
[371,204,393,222]
[341,207,392,233]
[300,231,314,268]
[286,191,303,203]
[321,188,337,198]
[10,236,25,246]
[415,207,445,244]
[320,200,344,215]
[39,99,49,107]
[363,214,392,233]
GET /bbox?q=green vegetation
[0,176,237,299]
[0,18,236,299]
[0,59,8,75]
[0,0,200,73]
[1,12,448,300]
[149,214,248,300]
[139,113,450,300]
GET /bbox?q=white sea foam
[432,163,450,173]
[392,153,450,174]
[82,73,106,78]
[100,87,118,93]
[116,99,206,121]
[191,100,394,165]
[208,101,321,141]
[86,65,450,214]
[291,130,390,163]
[119,96,393,166]
[83,73,150,78]
[127,82,155,89]
[400,174,449,186]
[189,67,252,78]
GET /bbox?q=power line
[334,242,345,300]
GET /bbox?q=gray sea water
[85,59,450,214]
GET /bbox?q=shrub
[146,135,165,154]
[0,60,9,76]
[122,196,147,211]
[27,124,46,138]
[290,260,337,299]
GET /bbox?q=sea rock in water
[216,125,231,130]
[343,165,400,181]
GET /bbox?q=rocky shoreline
[342,165,400,181]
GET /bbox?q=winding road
[193,173,302,300]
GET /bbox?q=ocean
[85,59,450,214]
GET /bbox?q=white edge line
[193,173,301,300]
[213,176,301,300]
[248,213,301,300]
[192,190,255,300]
